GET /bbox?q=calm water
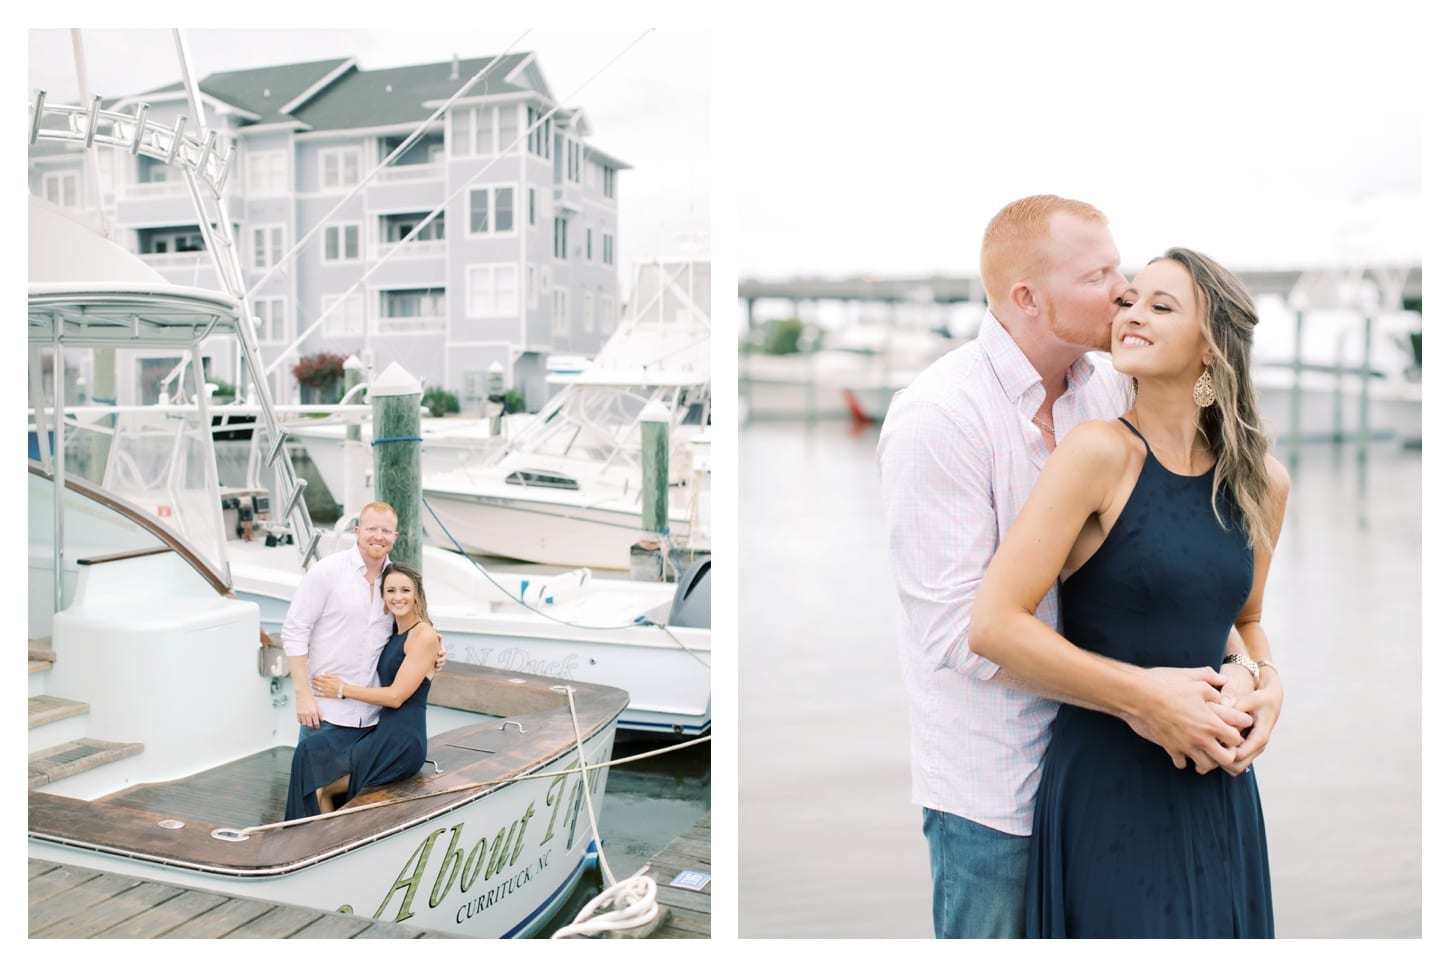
[739,417,1422,939]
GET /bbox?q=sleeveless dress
[337,623,432,808]
[1026,418,1274,938]
[285,720,373,821]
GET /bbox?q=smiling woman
[969,247,1290,937]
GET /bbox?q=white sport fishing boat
[25,120,710,741]
[419,259,712,570]
[27,86,629,938]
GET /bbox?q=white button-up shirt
[280,545,396,727]
[877,311,1128,835]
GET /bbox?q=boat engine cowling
[667,557,710,628]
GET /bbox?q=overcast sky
[25,25,709,299]
[26,9,1428,286]
[724,4,1426,280]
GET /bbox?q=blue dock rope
[370,435,424,446]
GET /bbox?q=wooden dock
[28,858,465,939]
[646,811,711,939]
[28,811,711,939]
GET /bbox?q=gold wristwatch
[1222,653,1260,687]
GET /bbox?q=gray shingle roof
[200,58,355,124]
[289,53,535,130]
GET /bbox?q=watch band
[1223,653,1260,687]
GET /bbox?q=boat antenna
[69,29,111,239]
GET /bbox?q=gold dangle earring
[1192,367,1216,408]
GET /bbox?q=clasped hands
[1127,664,1282,777]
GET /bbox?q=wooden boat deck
[30,662,629,876]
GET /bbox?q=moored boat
[27,89,630,935]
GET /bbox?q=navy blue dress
[1026,418,1274,938]
[336,622,431,807]
[285,725,372,821]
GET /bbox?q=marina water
[739,417,1421,939]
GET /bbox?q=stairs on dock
[28,638,144,790]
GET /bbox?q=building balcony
[370,239,447,261]
[376,162,443,183]
[375,314,447,334]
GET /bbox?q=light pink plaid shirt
[877,311,1128,835]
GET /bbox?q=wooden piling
[369,362,422,570]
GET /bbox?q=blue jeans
[922,807,1030,938]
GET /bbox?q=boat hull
[421,485,700,571]
[30,726,617,938]
[237,580,711,738]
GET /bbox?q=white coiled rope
[550,685,667,939]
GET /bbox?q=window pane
[345,225,358,259]
[326,227,339,261]
[499,104,518,150]
[476,107,493,154]
[470,189,489,233]
[497,266,517,315]
[496,187,513,231]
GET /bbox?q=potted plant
[292,351,349,404]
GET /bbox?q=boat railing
[30,93,234,198]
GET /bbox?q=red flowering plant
[291,351,348,389]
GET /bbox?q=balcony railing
[138,251,214,269]
[375,162,443,183]
[376,314,447,334]
[370,239,447,261]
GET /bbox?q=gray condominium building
[28,51,628,413]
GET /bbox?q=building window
[246,151,287,196]
[527,107,552,159]
[551,288,569,336]
[322,293,365,337]
[553,217,568,260]
[43,171,80,208]
[586,228,593,261]
[528,187,535,226]
[583,290,594,334]
[499,104,519,153]
[251,225,285,270]
[602,165,616,199]
[323,224,360,262]
[601,295,615,334]
[528,265,537,310]
[141,227,205,255]
[452,105,522,157]
[319,147,360,190]
[474,106,494,155]
[379,288,446,332]
[567,140,582,182]
[469,186,515,235]
[465,264,519,318]
[602,233,614,267]
[253,297,288,343]
[382,211,445,243]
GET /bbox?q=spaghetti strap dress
[337,623,432,807]
[1026,417,1274,938]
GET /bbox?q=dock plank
[648,812,711,939]
[93,888,231,939]
[28,861,466,939]
[213,903,330,939]
[35,878,185,939]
